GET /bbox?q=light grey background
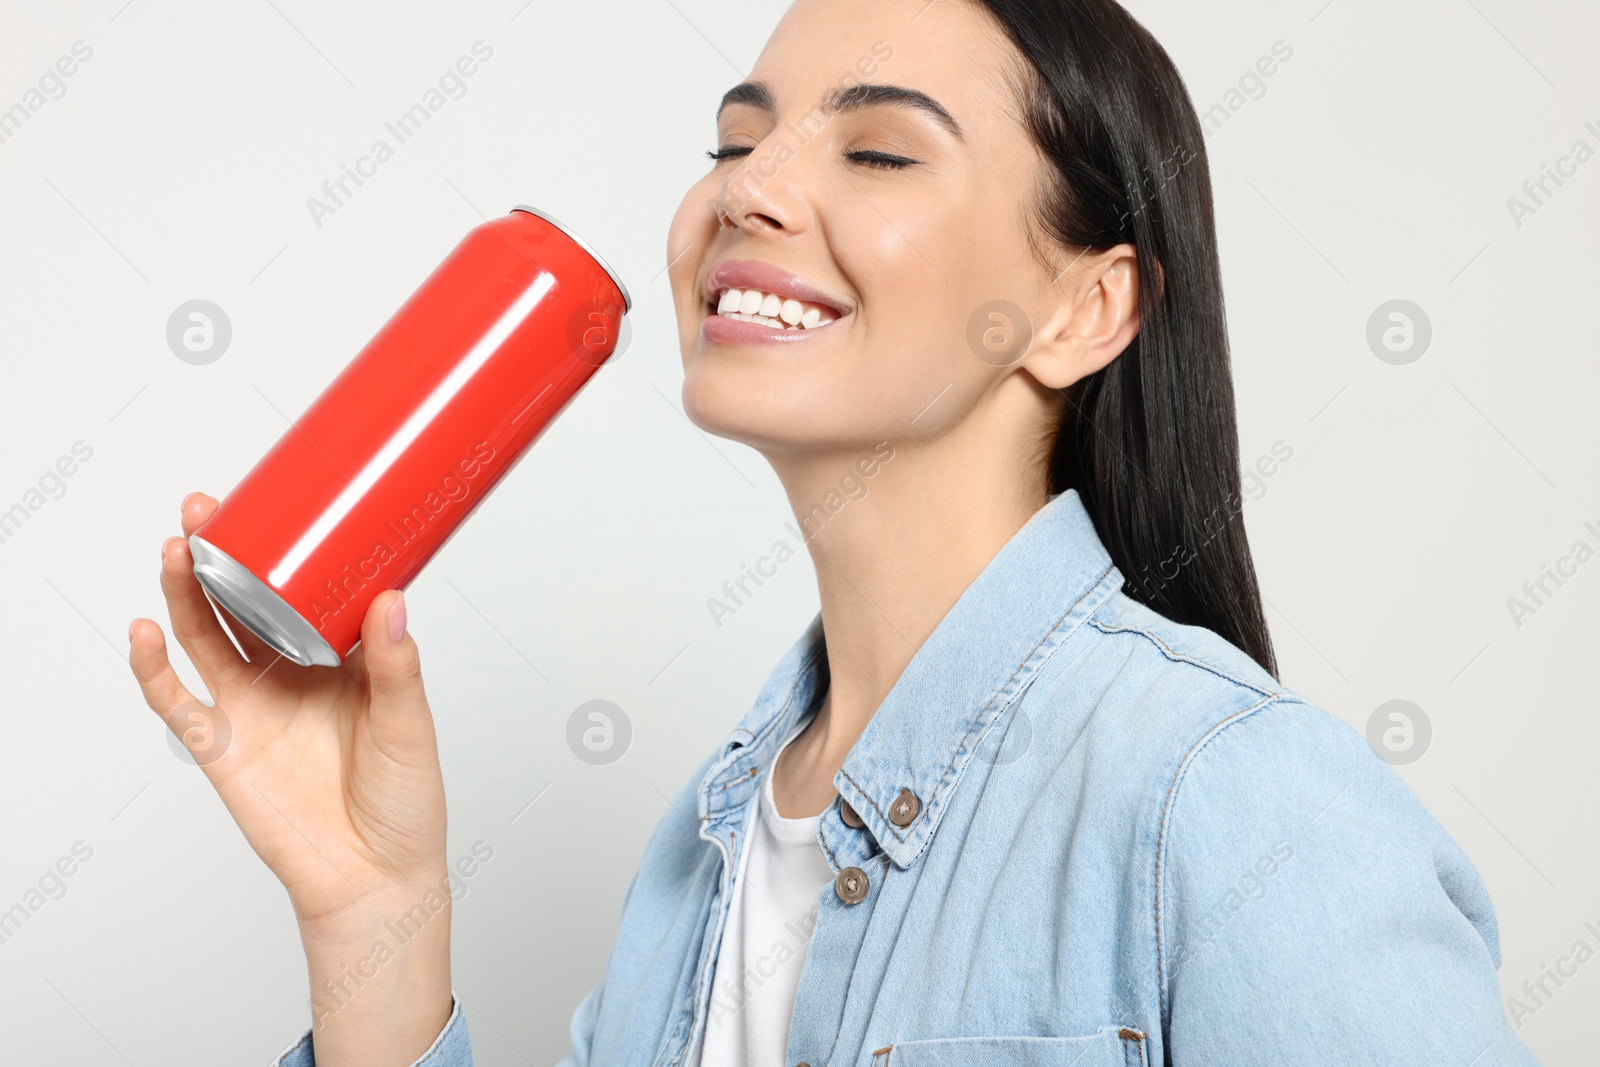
[1,0,1594,1063]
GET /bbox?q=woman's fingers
[357,590,437,756]
[128,616,198,718]
[180,491,218,536]
[159,534,248,693]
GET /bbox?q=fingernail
[161,539,172,562]
[387,592,407,643]
[181,492,199,513]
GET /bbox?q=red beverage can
[188,205,630,666]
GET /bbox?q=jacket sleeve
[552,976,606,1067]
[1158,697,1541,1065]
[272,993,473,1066]
[554,745,720,1065]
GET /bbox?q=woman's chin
[680,371,829,454]
[681,368,764,439]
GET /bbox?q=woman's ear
[1020,244,1142,391]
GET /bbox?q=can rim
[189,534,342,668]
[510,204,632,315]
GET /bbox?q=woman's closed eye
[843,149,918,170]
[704,145,755,163]
[704,145,920,170]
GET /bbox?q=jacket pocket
[885,1026,1140,1067]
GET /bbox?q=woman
[129,0,1540,1063]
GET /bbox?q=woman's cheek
[850,322,945,424]
[667,182,720,257]
[664,206,699,278]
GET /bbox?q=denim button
[839,797,865,828]
[835,866,869,904]
[889,788,921,826]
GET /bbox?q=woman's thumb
[360,590,432,742]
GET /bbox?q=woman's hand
[129,492,454,1064]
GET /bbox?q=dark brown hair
[976,0,1278,676]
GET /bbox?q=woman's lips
[698,257,852,346]
[704,258,850,317]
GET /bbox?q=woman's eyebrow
[716,80,965,141]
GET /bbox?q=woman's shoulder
[1046,587,1326,769]
[1040,587,1502,964]
[1027,595,1531,1061]
[1059,586,1352,760]
[1055,589,1427,824]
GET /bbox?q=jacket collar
[700,488,1124,871]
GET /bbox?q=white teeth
[712,288,841,331]
[724,311,784,327]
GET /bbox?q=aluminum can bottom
[189,535,342,667]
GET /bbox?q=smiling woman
[127,1,1543,1065]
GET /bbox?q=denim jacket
[276,488,1539,1066]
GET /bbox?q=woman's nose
[715,144,816,237]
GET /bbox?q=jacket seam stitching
[273,1030,313,1066]
[1088,617,1281,699]
[1151,692,1283,1024]
[820,814,845,871]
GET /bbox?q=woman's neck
[763,410,1050,819]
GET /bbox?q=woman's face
[667,0,1100,464]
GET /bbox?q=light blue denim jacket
[276,488,1539,1066]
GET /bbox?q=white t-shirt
[693,717,836,1067]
